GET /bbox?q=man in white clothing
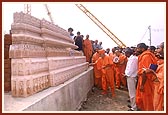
[68,27,74,40]
[124,48,138,111]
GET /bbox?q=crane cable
[137,26,149,43]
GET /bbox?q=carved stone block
[14,12,41,28]
[9,44,46,58]
[9,12,89,98]
[11,34,43,44]
[11,72,49,97]
[49,62,88,87]
[41,19,70,38]
[11,58,48,76]
[47,56,86,71]
[11,23,41,37]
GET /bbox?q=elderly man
[91,50,115,97]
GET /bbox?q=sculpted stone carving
[19,81,24,96]
[10,12,88,97]
[12,81,17,96]
[26,80,31,95]
[33,79,36,93]
[14,12,41,28]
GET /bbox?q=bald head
[86,34,89,39]
[98,49,105,58]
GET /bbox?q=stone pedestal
[4,67,93,111]
[9,12,89,97]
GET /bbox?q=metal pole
[148,25,151,46]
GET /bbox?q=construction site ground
[78,87,129,111]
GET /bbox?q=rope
[137,27,149,43]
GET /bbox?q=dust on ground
[78,87,130,111]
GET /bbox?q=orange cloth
[115,54,127,88]
[109,53,116,64]
[109,53,116,82]
[153,60,164,111]
[96,55,115,96]
[92,52,102,88]
[83,39,93,62]
[119,54,127,87]
[136,50,157,111]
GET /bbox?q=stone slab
[3,67,93,112]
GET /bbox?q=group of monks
[88,42,164,111]
[135,42,164,111]
[68,28,164,111]
[91,47,128,97]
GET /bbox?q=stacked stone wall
[4,34,12,92]
[9,12,88,97]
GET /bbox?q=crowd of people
[68,27,103,62]
[68,27,164,111]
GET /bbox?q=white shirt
[70,35,74,39]
[125,55,138,77]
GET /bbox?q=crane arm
[44,4,54,24]
[75,4,126,48]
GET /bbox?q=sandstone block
[9,44,46,58]
[11,58,48,76]
[41,19,70,38]
[9,12,89,98]
[4,34,12,45]
[49,62,89,87]
[11,72,50,97]
[13,12,41,28]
